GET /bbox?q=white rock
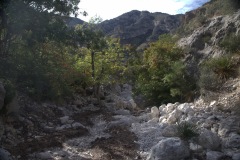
[151,106,160,118]
[166,103,176,112]
[72,122,85,129]
[159,104,166,112]
[60,116,70,124]
[167,109,183,124]
[129,99,137,109]
[210,101,217,107]
[147,137,190,160]
[159,116,167,123]
[131,123,165,152]
[189,143,203,152]
[198,129,221,150]
[177,103,192,114]
[206,151,224,160]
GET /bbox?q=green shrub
[134,35,197,105]
[205,56,236,80]
[176,121,199,140]
[220,34,240,53]
[198,65,223,91]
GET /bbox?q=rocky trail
[1,83,240,160]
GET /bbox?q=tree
[135,34,195,105]
[0,0,81,56]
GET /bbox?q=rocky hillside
[1,1,240,160]
[97,10,183,47]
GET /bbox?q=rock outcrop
[147,137,190,160]
[98,10,183,47]
[178,10,240,60]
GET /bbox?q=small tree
[135,34,196,105]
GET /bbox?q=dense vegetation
[0,0,196,106]
[1,0,239,108]
[133,35,196,105]
[0,0,130,102]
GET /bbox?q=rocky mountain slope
[97,10,183,47]
[64,10,183,47]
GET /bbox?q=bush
[176,121,199,140]
[134,35,197,105]
[198,65,223,91]
[204,56,236,80]
[220,33,240,53]
[7,40,84,101]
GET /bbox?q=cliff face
[97,10,183,47]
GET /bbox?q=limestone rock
[161,125,177,137]
[147,137,190,160]
[151,106,160,118]
[198,129,221,151]
[167,109,183,124]
[60,116,70,124]
[98,10,183,47]
[206,151,224,160]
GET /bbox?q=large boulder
[198,129,221,150]
[151,106,160,119]
[224,133,240,148]
[0,148,13,160]
[206,151,224,160]
[147,137,190,160]
[167,109,183,124]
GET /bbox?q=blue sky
[78,0,210,21]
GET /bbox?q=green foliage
[198,66,222,91]
[204,56,236,80]
[1,38,85,101]
[198,55,238,93]
[220,34,240,53]
[176,121,199,140]
[0,0,82,56]
[134,35,196,105]
[75,38,130,86]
